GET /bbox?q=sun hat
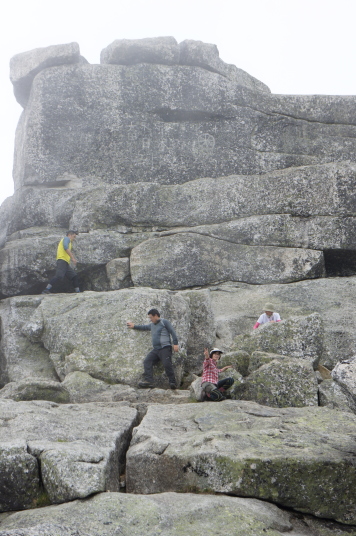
[263,303,275,312]
[209,348,223,356]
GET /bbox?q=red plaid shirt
[202,358,221,385]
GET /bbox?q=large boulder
[331,356,356,408]
[319,379,356,413]
[233,314,324,368]
[1,490,348,536]
[100,36,180,65]
[210,277,356,369]
[130,233,325,289]
[10,42,82,107]
[0,288,214,388]
[126,401,356,524]
[0,296,58,387]
[234,357,318,407]
[11,42,356,190]
[0,399,137,509]
[0,379,70,403]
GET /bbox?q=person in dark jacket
[127,308,179,389]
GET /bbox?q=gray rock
[235,358,318,407]
[233,314,323,367]
[0,296,58,387]
[10,42,81,107]
[0,380,69,404]
[319,379,356,413]
[100,36,179,65]
[24,289,189,386]
[12,43,356,189]
[130,233,325,289]
[219,350,250,377]
[331,356,356,408]
[0,441,40,512]
[0,398,137,508]
[210,279,355,369]
[248,351,289,374]
[105,258,131,289]
[126,401,356,524]
[0,490,329,536]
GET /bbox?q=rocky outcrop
[126,401,356,524]
[2,36,356,535]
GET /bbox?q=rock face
[2,36,356,534]
[126,401,356,524]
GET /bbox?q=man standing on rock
[127,309,179,389]
[42,230,80,294]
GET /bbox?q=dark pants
[143,346,176,384]
[50,259,79,289]
[203,377,234,401]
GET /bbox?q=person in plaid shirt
[201,347,234,401]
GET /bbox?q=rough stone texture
[10,42,82,107]
[247,351,289,374]
[331,356,356,408]
[62,371,191,405]
[126,401,356,524]
[319,379,356,413]
[105,257,131,289]
[235,358,318,407]
[131,233,324,289]
[67,161,356,231]
[0,380,69,403]
[210,278,356,369]
[0,442,40,512]
[0,296,58,387]
[100,36,180,65]
[0,399,137,508]
[2,491,350,536]
[233,314,323,368]
[11,47,356,190]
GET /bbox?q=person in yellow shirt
[42,231,80,294]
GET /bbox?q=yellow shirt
[56,237,72,263]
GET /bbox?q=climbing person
[42,230,80,294]
[126,308,179,389]
[253,303,281,329]
[201,347,234,401]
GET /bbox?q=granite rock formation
[1,37,356,535]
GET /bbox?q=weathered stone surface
[2,490,346,536]
[12,45,356,190]
[105,258,131,289]
[0,442,40,512]
[0,399,137,508]
[131,233,324,289]
[331,356,356,407]
[248,351,289,374]
[233,314,324,367]
[10,42,82,107]
[0,296,58,387]
[126,401,356,524]
[68,162,356,231]
[62,371,191,405]
[235,358,318,407]
[100,36,180,65]
[0,380,69,403]
[319,379,356,413]
[219,350,250,377]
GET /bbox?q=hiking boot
[41,289,51,294]
[138,381,154,389]
[170,383,177,390]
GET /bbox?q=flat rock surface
[126,401,356,524]
[0,399,137,507]
[1,491,355,536]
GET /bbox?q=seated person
[253,303,281,329]
[201,348,234,401]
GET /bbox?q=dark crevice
[324,249,356,277]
